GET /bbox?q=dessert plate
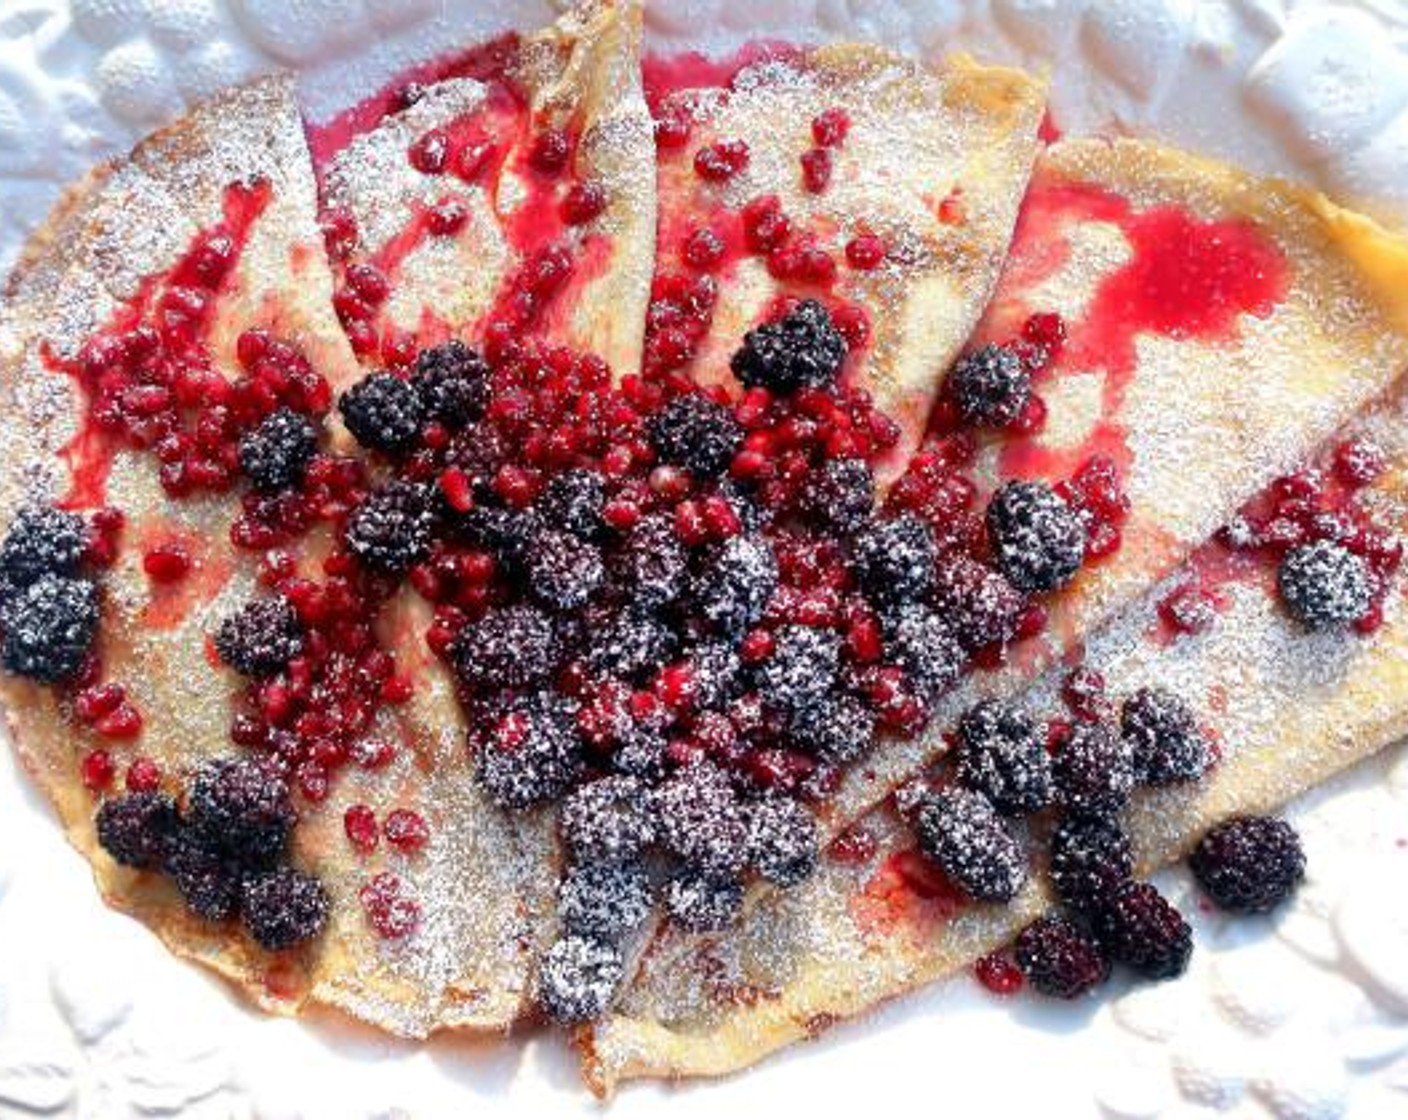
[1,3,1408,1118]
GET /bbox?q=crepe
[584,137,1408,1091]
[644,46,1046,481]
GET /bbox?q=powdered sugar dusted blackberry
[558,862,653,942]
[539,934,625,1024]
[755,625,841,716]
[652,762,748,876]
[560,776,657,866]
[695,533,777,635]
[663,868,745,932]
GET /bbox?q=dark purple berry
[1093,880,1192,980]
[950,344,1031,427]
[1048,814,1134,914]
[411,340,489,428]
[663,868,744,932]
[986,480,1084,594]
[851,514,935,605]
[652,762,748,876]
[788,693,874,763]
[930,553,1023,651]
[1052,722,1136,817]
[186,757,295,869]
[538,934,623,1023]
[614,513,688,608]
[241,867,329,951]
[612,723,670,782]
[475,692,584,810]
[1,573,99,682]
[344,480,435,573]
[95,792,179,869]
[0,505,87,588]
[1277,540,1375,629]
[914,787,1027,903]
[454,604,560,691]
[164,831,242,921]
[691,640,743,710]
[238,408,318,492]
[537,469,605,540]
[954,700,1052,816]
[526,529,604,611]
[730,299,847,393]
[1189,816,1305,914]
[755,624,841,716]
[1120,687,1210,784]
[885,603,964,701]
[695,533,778,635]
[746,795,819,886]
[803,458,874,532]
[646,394,743,477]
[214,595,304,678]
[1013,915,1110,998]
[338,371,424,454]
[557,861,652,941]
[559,775,657,865]
[586,607,678,682]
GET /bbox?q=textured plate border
[1,2,1407,1116]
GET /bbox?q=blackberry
[1047,814,1133,914]
[1092,880,1192,980]
[214,596,304,678]
[885,603,964,701]
[586,607,677,682]
[930,554,1023,651]
[186,757,295,870]
[949,344,1031,427]
[695,534,778,636]
[1013,915,1110,999]
[1189,816,1305,914]
[454,604,560,691]
[241,867,329,951]
[557,862,652,941]
[646,394,743,478]
[538,934,623,1023]
[526,529,604,611]
[164,831,242,921]
[614,513,688,609]
[344,480,435,574]
[1120,687,1210,784]
[788,693,874,763]
[1052,722,1136,817]
[238,408,317,492]
[986,480,1084,594]
[729,299,847,394]
[560,775,656,865]
[691,640,743,710]
[411,340,489,429]
[652,762,748,876]
[537,469,605,540]
[746,796,819,887]
[663,868,744,932]
[338,371,425,454]
[612,723,670,782]
[851,514,935,605]
[914,787,1027,903]
[954,700,1052,816]
[802,458,874,532]
[717,479,765,534]
[755,625,841,716]
[453,503,540,564]
[475,692,584,810]
[95,792,179,869]
[1277,540,1374,630]
[0,505,87,588]
[1,574,99,682]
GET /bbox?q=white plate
[2,2,1407,1116]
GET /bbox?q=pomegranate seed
[812,107,851,147]
[1334,438,1387,488]
[561,181,608,224]
[1062,666,1111,722]
[408,129,449,174]
[742,195,790,253]
[454,140,497,182]
[493,463,539,507]
[739,629,776,663]
[654,106,691,149]
[76,682,125,722]
[800,147,832,193]
[143,542,191,583]
[384,809,430,853]
[845,234,886,270]
[938,189,966,225]
[682,227,726,270]
[426,196,469,236]
[125,757,161,792]
[96,703,143,740]
[975,951,1024,995]
[438,467,476,512]
[529,128,571,175]
[346,263,390,305]
[81,749,115,792]
[1159,584,1219,636]
[694,139,750,181]
[344,804,379,852]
